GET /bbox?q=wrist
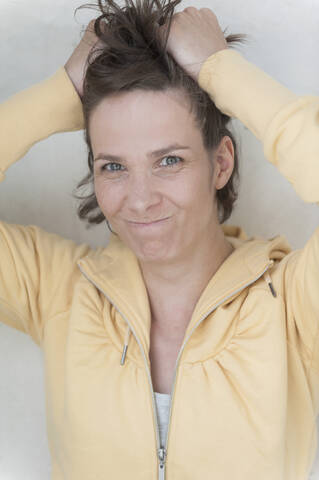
[64,64,83,100]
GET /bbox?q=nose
[126,172,161,216]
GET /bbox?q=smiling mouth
[128,217,170,226]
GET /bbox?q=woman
[1,0,319,478]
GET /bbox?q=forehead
[88,88,203,153]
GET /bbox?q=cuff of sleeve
[198,48,297,141]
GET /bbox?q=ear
[213,136,235,190]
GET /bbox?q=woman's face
[89,88,234,264]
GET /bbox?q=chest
[42,296,294,479]
[40,283,301,479]
[149,320,186,394]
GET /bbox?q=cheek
[184,173,216,222]
[94,177,123,217]
[175,170,213,207]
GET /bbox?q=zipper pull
[158,447,167,480]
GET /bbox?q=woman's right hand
[64,19,104,99]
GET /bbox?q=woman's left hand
[158,7,228,82]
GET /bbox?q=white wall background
[0,0,318,478]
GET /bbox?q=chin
[134,239,175,264]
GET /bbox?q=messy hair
[73,0,248,227]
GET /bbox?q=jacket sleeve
[0,67,84,179]
[198,49,319,367]
[0,68,90,347]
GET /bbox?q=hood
[77,224,292,365]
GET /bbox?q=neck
[139,225,234,332]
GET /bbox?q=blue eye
[160,156,182,167]
[102,163,124,172]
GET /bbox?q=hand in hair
[157,7,228,82]
[64,19,105,99]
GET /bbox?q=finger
[184,6,198,12]
[155,22,166,44]
[81,19,100,47]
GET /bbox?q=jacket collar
[77,225,291,356]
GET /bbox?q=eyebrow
[94,144,191,162]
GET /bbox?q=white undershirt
[154,392,171,447]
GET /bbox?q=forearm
[198,49,298,141]
[0,67,84,182]
[198,49,319,204]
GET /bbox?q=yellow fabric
[1,50,319,479]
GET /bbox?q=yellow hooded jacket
[1,49,319,479]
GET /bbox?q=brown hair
[73,0,248,227]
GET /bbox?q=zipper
[158,447,167,480]
[78,261,274,479]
